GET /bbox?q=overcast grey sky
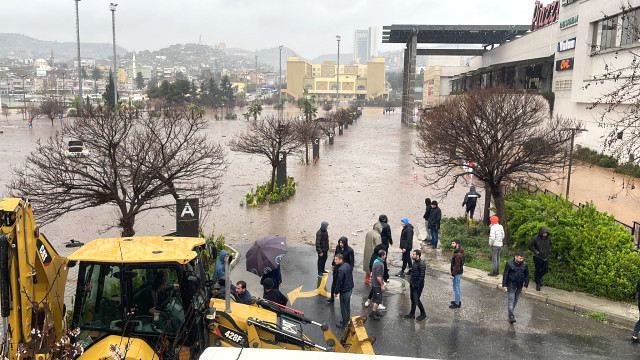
[4,0,535,58]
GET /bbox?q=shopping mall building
[400,0,640,152]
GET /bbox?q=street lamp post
[336,35,341,110]
[62,72,66,109]
[564,127,588,199]
[110,3,118,109]
[75,0,83,110]
[278,45,283,116]
[255,55,258,104]
[21,76,26,120]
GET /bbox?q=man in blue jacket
[333,253,354,328]
[213,250,229,283]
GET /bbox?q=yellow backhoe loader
[0,198,374,359]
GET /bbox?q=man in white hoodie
[488,216,505,277]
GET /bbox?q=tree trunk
[490,185,509,245]
[120,215,136,237]
[483,183,491,226]
[305,142,309,165]
[270,165,277,193]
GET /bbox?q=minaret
[49,49,55,67]
[132,52,136,77]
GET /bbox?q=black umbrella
[246,235,287,277]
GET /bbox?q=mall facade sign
[531,0,560,31]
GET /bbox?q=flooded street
[0,107,470,257]
[1,106,638,258]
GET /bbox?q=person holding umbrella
[246,235,288,289]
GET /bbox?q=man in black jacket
[333,254,354,328]
[404,250,426,321]
[316,221,330,277]
[378,214,393,251]
[428,201,442,249]
[395,217,414,277]
[502,251,529,323]
[528,226,552,291]
[462,186,481,224]
[329,237,354,303]
[262,278,288,306]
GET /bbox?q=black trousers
[410,286,425,316]
[401,250,411,272]
[533,256,549,284]
[317,252,328,274]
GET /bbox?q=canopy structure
[382,24,530,125]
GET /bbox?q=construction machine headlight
[205,308,217,324]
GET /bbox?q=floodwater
[0,106,638,258]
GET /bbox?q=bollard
[329,132,334,145]
[338,125,343,135]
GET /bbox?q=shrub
[225,112,237,120]
[504,189,640,301]
[242,177,297,206]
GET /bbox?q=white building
[435,0,640,155]
[354,28,379,64]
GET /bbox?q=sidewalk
[419,241,639,330]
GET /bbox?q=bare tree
[415,87,577,242]
[39,98,65,125]
[229,115,301,193]
[1,107,9,120]
[9,105,226,236]
[27,104,42,120]
[294,118,321,165]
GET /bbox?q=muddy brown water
[1,107,637,258]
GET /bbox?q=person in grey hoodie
[528,226,552,291]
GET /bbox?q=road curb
[421,248,636,330]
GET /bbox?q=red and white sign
[531,0,560,31]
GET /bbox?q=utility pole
[21,76,26,120]
[254,55,258,104]
[110,3,118,108]
[563,127,588,199]
[278,45,283,116]
[336,35,341,110]
[75,0,83,110]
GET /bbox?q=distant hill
[0,33,127,62]
[311,53,353,65]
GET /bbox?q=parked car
[64,140,89,158]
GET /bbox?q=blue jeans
[339,290,352,326]
[508,286,522,318]
[430,229,439,247]
[452,274,462,304]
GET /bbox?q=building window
[600,18,618,50]
[357,85,365,90]
[331,85,337,90]
[554,79,572,91]
[621,9,640,45]
[305,84,313,90]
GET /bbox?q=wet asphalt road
[230,244,636,359]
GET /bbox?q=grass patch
[243,176,296,207]
[583,312,607,322]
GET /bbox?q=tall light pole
[278,45,283,116]
[254,55,258,104]
[336,35,341,110]
[563,127,588,199]
[21,76,26,120]
[75,0,83,109]
[110,3,118,108]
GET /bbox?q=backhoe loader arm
[0,198,69,360]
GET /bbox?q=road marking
[287,273,330,304]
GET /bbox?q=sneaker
[416,314,426,321]
[370,311,382,320]
[394,271,405,277]
[487,272,497,276]
[378,304,386,310]
[450,300,462,306]
[327,298,334,303]
[322,270,329,274]
[403,313,415,319]
[318,273,324,278]
[509,316,516,324]
[336,322,345,329]
[633,332,639,343]
[448,302,461,309]
[364,300,370,307]
[536,283,541,291]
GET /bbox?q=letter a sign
[181,202,195,218]
[176,197,199,237]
